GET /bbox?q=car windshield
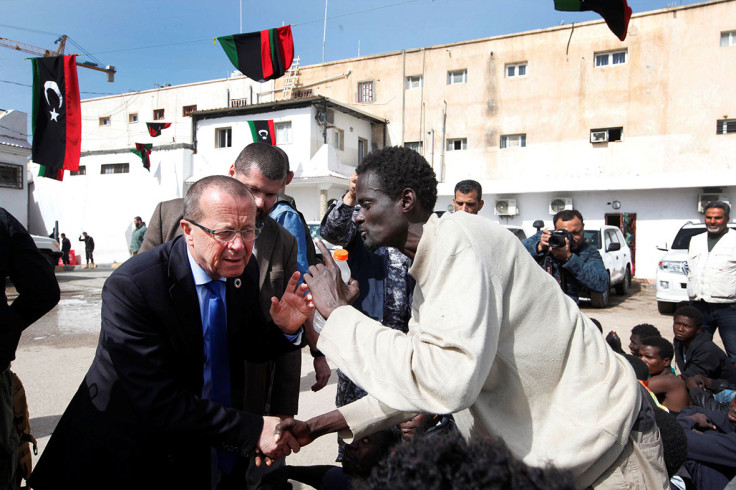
[583,230,600,249]
[672,228,706,249]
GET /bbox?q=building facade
[0,109,31,227]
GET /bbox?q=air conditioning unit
[698,193,730,213]
[494,199,518,216]
[549,197,573,215]
[590,130,609,143]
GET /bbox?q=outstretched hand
[256,416,301,466]
[270,271,314,334]
[274,418,317,447]
[303,241,359,320]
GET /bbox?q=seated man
[522,209,608,304]
[677,401,736,489]
[399,413,457,441]
[672,306,736,392]
[629,323,661,357]
[639,336,690,414]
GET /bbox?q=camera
[548,229,574,249]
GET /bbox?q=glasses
[184,219,261,243]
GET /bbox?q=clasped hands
[255,416,316,467]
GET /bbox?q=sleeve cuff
[284,327,303,345]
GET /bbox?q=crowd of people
[2,144,736,490]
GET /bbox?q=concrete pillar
[319,188,329,219]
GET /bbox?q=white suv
[655,221,736,314]
[580,226,633,307]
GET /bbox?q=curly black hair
[641,335,674,361]
[631,323,661,339]
[356,146,438,212]
[353,432,574,490]
[673,306,704,327]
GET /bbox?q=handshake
[256,410,346,465]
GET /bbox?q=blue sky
[1,0,696,138]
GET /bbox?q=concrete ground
[9,268,707,487]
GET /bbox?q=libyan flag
[147,122,171,137]
[130,143,152,171]
[554,0,632,41]
[248,120,275,145]
[218,26,294,82]
[31,55,81,181]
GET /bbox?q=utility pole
[322,0,328,63]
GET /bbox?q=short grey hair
[184,175,252,223]
[704,200,731,218]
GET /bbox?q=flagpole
[239,0,243,33]
[322,0,328,63]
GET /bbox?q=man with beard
[276,146,668,489]
[687,201,736,363]
[522,209,609,304]
[140,143,303,488]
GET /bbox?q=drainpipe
[420,48,425,154]
[440,100,447,182]
[401,50,405,146]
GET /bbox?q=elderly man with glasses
[30,175,313,490]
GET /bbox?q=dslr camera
[548,229,574,249]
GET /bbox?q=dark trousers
[85,250,94,264]
[691,300,736,363]
[62,251,70,265]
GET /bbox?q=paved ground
[9,268,705,486]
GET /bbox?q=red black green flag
[248,120,275,145]
[554,0,632,41]
[147,122,171,137]
[217,26,294,82]
[31,55,81,181]
[130,143,152,171]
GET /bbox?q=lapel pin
[234,278,242,288]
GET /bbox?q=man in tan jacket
[277,146,668,489]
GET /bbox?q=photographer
[522,210,609,304]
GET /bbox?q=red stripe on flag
[63,55,81,171]
[260,29,274,80]
[277,26,294,73]
[267,120,276,145]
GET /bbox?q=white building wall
[0,110,30,227]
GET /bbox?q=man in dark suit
[29,177,312,490]
[0,208,60,488]
[140,143,303,424]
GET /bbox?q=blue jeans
[691,301,736,363]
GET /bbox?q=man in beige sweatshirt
[279,147,667,489]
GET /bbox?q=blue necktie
[205,280,236,473]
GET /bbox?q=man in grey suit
[140,143,303,486]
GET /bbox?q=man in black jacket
[0,208,60,488]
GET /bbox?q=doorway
[605,213,636,276]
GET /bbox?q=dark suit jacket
[0,208,60,369]
[29,237,298,489]
[140,198,302,415]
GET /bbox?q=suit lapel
[253,217,277,292]
[167,237,204,353]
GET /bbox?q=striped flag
[248,120,275,145]
[147,122,171,137]
[130,143,153,171]
[554,0,632,41]
[218,26,294,82]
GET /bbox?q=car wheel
[615,266,631,296]
[657,301,676,315]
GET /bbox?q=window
[182,105,197,117]
[128,113,138,123]
[500,134,527,148]
[447,69,467,84]
[293,89,313,98]
[590,127,623,143]
[153,109,165,120]
[721,30,736,47]
[405,141,423,153]
[215,127,232,148]
[70,165,86,176]
[446,138,467,151]
[406,75,423,89]
[595,49,627,67]
[358,138,367,163]
[0,163,22,189]
[100,163,129,174]
[230,98,247,108]
[357,81,374,103]
[505,62,527,78]
[99,116,110,126]
[331,128,344,151]
[717,119,736,134]
[275,121,292,144]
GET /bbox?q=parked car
[579,225,633,308]
[655,221,736,314]
[31,235,62,269]
[307,221,340,259]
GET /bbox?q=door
[605,213,636,276]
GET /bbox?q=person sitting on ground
[672,306,736,395]
[603,326,650,381]
[352,431,575,490]
[676,400,736,489]
[257,428,401,490]
[399,413,457,441]
[639,336,690,414]
[629,323,661,356]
